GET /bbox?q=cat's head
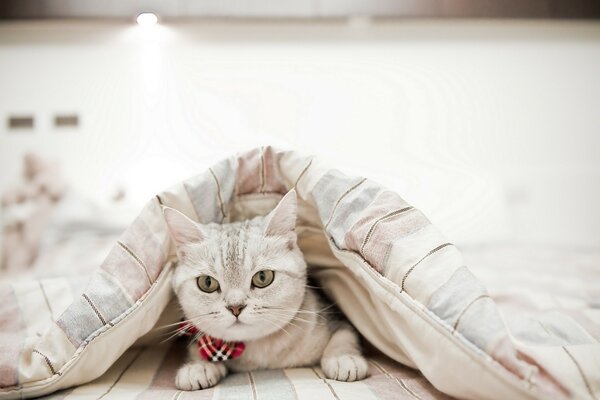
[163,190,307,341]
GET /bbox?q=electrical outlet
[54,114,79,128]
[7,115,34,130]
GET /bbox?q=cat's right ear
[162,207,205,247]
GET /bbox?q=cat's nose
[227,304,246,317]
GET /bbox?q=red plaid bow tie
[178,322,246,362]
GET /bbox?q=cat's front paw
[175,361,227,390]
[321,354,368,382]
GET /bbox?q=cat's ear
[264,189,297,238]
[163,207,205,247]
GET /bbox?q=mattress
[40,343,451,400]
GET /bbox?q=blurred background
[1,1,600,274]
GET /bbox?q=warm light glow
[136,12,158,26]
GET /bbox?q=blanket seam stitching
[82,293,111,327]
[38,280,55,321]
[401,243,453,292]
[182,182,202,222]
[259,146,266,194]
[360,206,414,256]
[324,177,367,230]
[452,294,492,331]
[32,350,61,377]
[118,241,153,285]
[209,167,227,221]
[369,360,421,399]
[293,158,313,195]
[310,367,340,400]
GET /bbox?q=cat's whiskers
[248,309,310,329]
[156,323,200,342]
[260,316,293,338]
[157,311,226,344]
[273,315,327,327]
[158,322,206,344]
[303,284,322,289]
[264,304,338,313]
[153,312,219,331]
[186,331,202,349]
[265,310,316,324]
[263,312,321,330]
[159,329,185,344]
[263,307,335,322]
[269,316,301,328]
[259,305,331,322]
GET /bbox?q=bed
[20,244,594,400]
[1,148,598,399]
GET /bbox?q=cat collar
[178,322,246,362]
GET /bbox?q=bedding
[1,147,598,400]
[38,342,453,400]
[27,244,600,400]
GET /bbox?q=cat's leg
[175,346,228,390]
[320,322,368,382]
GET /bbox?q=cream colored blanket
[0,147,598,399]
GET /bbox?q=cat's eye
[197,275,220,293]
[252,270,275,288]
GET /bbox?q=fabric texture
[0,147,598,400]
[36,342,454,400]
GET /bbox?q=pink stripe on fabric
[363,363,414,400]
[236,146,287,196]
[359,209,429,273]
[490,335,570,398]
[119,215,165,283]
[100,244,151,302]
[260,146,287,194]
[367,357,453,400]
[344,191,416,272]
[345,191,410,253]
[236,147,263,195]
[135,343,191,400]
[0,285,26,388]
[370,357,452,400]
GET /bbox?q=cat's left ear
[163,207,205,247]
[264,189,297,238]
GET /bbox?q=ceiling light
[136,12,158,26]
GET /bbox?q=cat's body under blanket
[163,190,368,391]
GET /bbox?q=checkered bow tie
[178,322,246,362]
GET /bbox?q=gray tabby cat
[163,190,368,390]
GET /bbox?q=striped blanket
[5,245,599,400]
[1,147,599,400]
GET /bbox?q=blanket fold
[1,147,598,400]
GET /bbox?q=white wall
[1,19,599,247]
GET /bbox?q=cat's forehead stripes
[221,224,243,267]
[181,217,295,286]
[216,221,256,285]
